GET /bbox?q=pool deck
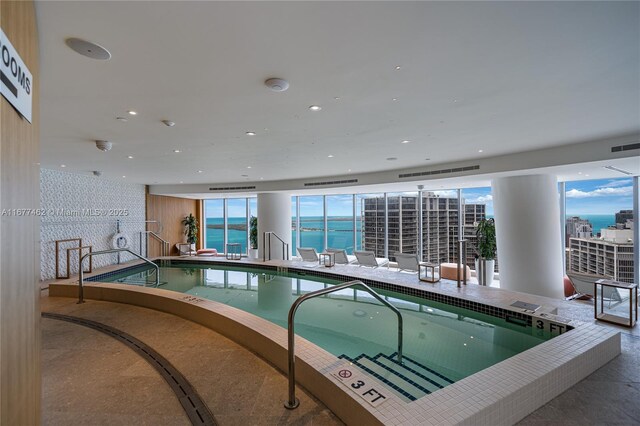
[46,255,630,425]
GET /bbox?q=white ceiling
[37,1,639,186]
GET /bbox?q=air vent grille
[611,142,640,152]
[209,186,256,191]
[399,165,479,179]
[304,179,358,187]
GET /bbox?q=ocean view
[206,214,617,253]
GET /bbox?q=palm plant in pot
[475,218,496,286]
[248,216,258,259]
[181,213,199,253]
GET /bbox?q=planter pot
[248,248,258,260]
[475,258,495,286]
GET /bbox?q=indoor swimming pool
[94,262,553,401]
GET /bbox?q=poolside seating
[394,252,420,272]
[566,272,624,307]
[326,248,356,264]
[440,262,471,281]
[176,243,196,256]
[297,247,319,263]
[354,250,389,268]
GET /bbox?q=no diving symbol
[338,369,352,379]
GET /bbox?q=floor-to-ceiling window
[386,192,418,261]
[204,199,224,252]
[462,186,497,272]
[326,194,355,253]
[421,190,459,264]
[299,195,324,253]
[565,177,634,282]
[291,196,298,252]
[226,198,248,254]
[359,193,386,257]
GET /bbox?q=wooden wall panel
[146,194,199,256]
[0,1,41,424]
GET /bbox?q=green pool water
[101,263,550,386]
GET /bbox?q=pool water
[101,264,551,400]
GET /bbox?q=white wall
[40,169,146,280]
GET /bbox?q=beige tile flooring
[41,295,342,426]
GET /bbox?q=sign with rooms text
[1,27,33,123]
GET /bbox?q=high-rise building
[362,193,488,267]
[565,216,593,246]
[615,209,633,225]
[569,228,634,283]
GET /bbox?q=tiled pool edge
[51,264,621,425]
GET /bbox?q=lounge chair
[176,243,196,256]
[354,250,389,268]
[566,272,624,307]
[297,247,319,263]
[394,252,420,273]
[326,248,356,265]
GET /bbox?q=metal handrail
[263,231,290,261]
[78,248,160,304]
[284,280,403,409]
[139,231,170,257]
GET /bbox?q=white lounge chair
[326,248,356,265]
[567,272,624,307]
[354,250,389,268]
[297,247,319,263]
[394,252,420,273]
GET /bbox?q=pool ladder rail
[262,231,290,261]
[77,248,160,304]
[285,279,403,409]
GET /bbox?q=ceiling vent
[208,186,256,191]
[611,142,640,152]
[399,165,479,179]
[304,179,358,187]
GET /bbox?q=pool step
[338,352,455,402]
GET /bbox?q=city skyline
[205,177,633,218]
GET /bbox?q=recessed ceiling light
[395,65,402,70]
[197,170,203,173]
[179,181,183,184]
[348,169,352,172]
[116,117,128,122]
[127,155,134,159]
[387,157,397,161]
[334,97,340,100]
[260,177,264,180]
[401,140,411,144]
[246,131,256,136]
[173,149,181,153]
[122,175,126,178]
[309,105,322,111]
[478,149,483,153]
[327,154,334,158]
[585,174,590,177]
[247,166,252,169]
[60,164,66,168]
[392,98,398,101]
[128,110,137,116]
[578,172,582,175]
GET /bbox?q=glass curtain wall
[461,187,497,271]
[227,199,247,254]
[565,177,634,282]
[326,195,355,253]
[204,199,224,252]
[204,198,255,254]
[299,195,325,253]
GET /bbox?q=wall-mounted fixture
[95,140,112,152]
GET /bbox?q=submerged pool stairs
[338,352,455,402]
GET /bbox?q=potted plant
[248,216,258,259]
[475,218,496,286]
[181,213,199,253]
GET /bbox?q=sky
[206,177,634,218]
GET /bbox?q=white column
[492,175,564,299]
[257,193,292,260]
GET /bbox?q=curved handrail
[139,230,170,257]
[78,248,160,304]
[263,231,290,261]
[284,280,403,409]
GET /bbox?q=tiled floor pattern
[41,295,342,426]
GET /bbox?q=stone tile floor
[41,295,342,426]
